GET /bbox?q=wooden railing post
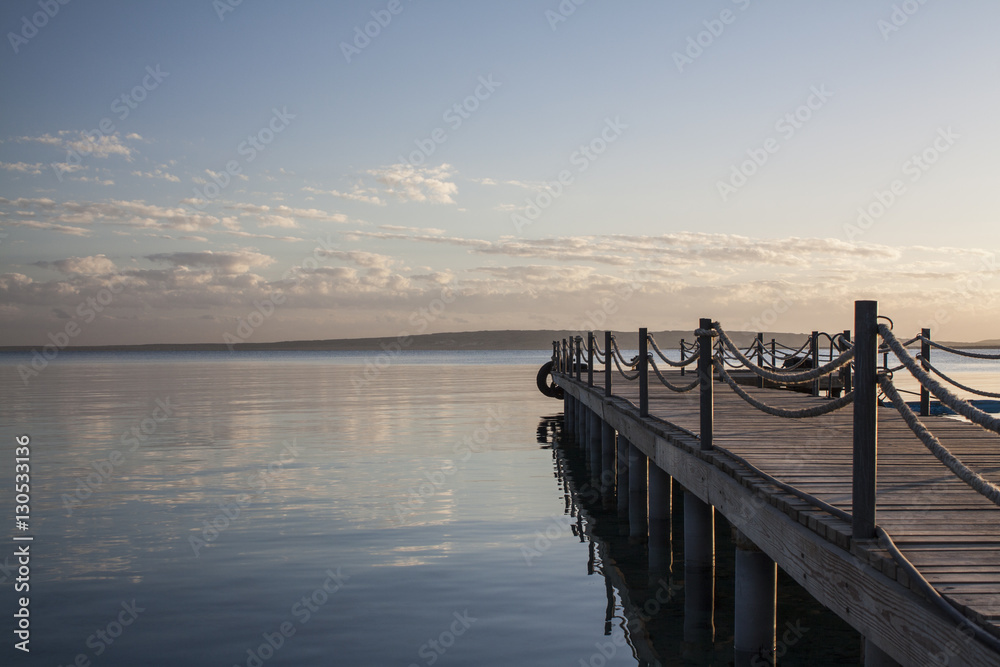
[770,338,776,370]
[920,328,931,417]
[587,331,594,387]
[575,336,582,381]
[811,330,820,397]
[604,330,612,397]
[756,332,764,388]
[639,328,649,417]
[853,300,878,540]
[698,318,714,451]
[842,330,852,393]
[680,339,686,377]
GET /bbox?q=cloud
[132,168,181,182]
[302,185,385,206]
[0,161,44,175]
[317,250,396,269]
[35,255,117,275]
[145,250,275,273]
[366,163,458,204]
[18,131,136,160]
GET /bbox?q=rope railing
[646,334,700,367]
[549,304,1000,657]
[608,337,639,381]
[609,335,635,368]
[921,357,1000,399]
[879,325,1000,435]
[648,356,699,393]
[714,323,855,385]
[715,358,856,418]
[920,336,1000,360]
[878,375,1000,507]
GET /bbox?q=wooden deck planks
[582,369,1000,639]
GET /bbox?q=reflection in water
[537,414,864,666]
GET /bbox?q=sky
[1,0,999,346]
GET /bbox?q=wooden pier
[545,301,1000,666]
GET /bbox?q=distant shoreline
[0,329,995,353]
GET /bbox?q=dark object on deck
[536,361,564,399]
[782,355,814,369]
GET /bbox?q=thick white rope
[715,359,856,418]
[921,336,1000,360]
[879,375,1000,507]
[646,334,701,367]
[648,356,699,393]
[880,325,1000,435]
[715,323,855,385]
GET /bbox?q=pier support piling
[617,436,630,524]
[648,464,672,575]
[629,443,648,542]
[601,422,616,501]
[733,530,776,667]
[588,411,602,481]
[683,492,715,650]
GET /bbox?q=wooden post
[617,436,630,522]
[629,443,648,541]
[770,338,776,370]
[920,328,931,417]
[639,327,649,418]
[587,331,594,387]
[601,421,616,500]
[734,532,776,666]
[756,332,764,388]
[842,330,852,393]
[853,300,878,540]
[680,339,686,377]
[604,331,612,397]
[698,318,714,451]
[562,339,568,374]
[811,330,820,397]
[575,336,582,382]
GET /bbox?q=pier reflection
[535,415,863,666]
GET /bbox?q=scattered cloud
[366,163,458,204]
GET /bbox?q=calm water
[0,349,996,665]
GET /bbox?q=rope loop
[879,325,1000,435]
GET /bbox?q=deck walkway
[555,367,1000,665]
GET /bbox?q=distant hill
[0,329,814,353]
[2,329,991,354]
